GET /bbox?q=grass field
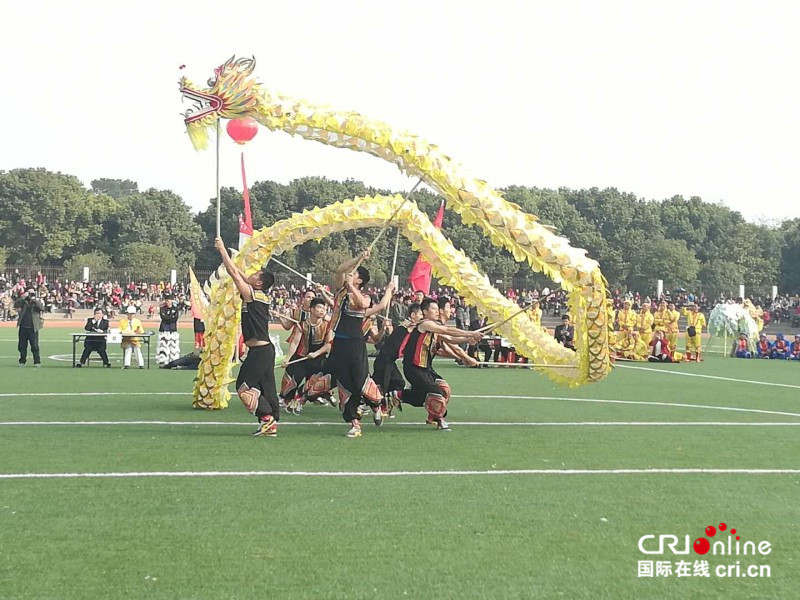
[1,327,799,599]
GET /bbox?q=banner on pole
[408,200,445,295]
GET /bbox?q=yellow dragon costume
[180,56,612,409]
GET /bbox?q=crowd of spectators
[1,269,799,329]
[0,271,192,321]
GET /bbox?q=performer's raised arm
[344,270,372,310]
[315,284,334,306]
[215,236,253,302]
[334,250,370,290]
[364,281,396,318]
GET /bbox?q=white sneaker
[438,418,451,431]
[373,407,383,427]
[346,422,362,438]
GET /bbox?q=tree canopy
[1,168,798,295]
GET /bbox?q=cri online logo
[639,523,771,556]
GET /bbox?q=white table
[71,332,154,369]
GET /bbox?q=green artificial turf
[0,328,798,599]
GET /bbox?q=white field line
[1,392,799,419]
[2,468,799,480]
[615,364,800,390]
[0,392,187,397]
[0,339,78,343]
[1,420,800,427]
[456,395,800,418]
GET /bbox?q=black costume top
[329,287,366,340]
[241,286,271,343]
[403,320,439,369]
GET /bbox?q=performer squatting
[396,298,483,430]
[280,297,333,414]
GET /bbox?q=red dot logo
[719,523,727,531]
[705,526,716,537]
[694,538,710,554]
[731,528,736,535]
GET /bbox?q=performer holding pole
[304,251,395,438]
[396,298,483,430]
[281,297,333,414]
[214,236,280,437]
[274,289,314,341]
[372,302,422,417]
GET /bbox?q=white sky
[2,0,798,222]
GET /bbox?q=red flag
[408,200,445,295]
[238,152,254,249]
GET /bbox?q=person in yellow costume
[666,302,680,350]
[119,305,146,369]
[636,302,654,339]
[742,299,764,332]
[682,303,706,362]
[617,299,636,333]
[653,300,670,336]
[529,300,543,330]
[754,304,764,332]
[621,331,648,361]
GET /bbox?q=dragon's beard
[186,120,214,151]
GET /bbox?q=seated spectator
[790,335,800,361]
[771,333,789,360]
[623,331,649,361]
[756,334,773,359]
[733,333,752,359]
[77,307,111,368]
[554,315,575,350]
[648,330,673,362]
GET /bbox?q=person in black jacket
[554,314,576,351]
[77,308,111,367]
[15,288,45,367]
[156,294,181,366]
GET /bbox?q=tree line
[1,168,798,295]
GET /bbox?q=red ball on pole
[226,117,259,145]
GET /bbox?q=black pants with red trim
[401,364,448,417]
[236,344,280,421]
[324,337,380,423]
[280,352,325,400]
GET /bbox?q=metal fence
[2,265,781,301]
[0,265,329,291]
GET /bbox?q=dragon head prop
[179,56,259,150]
